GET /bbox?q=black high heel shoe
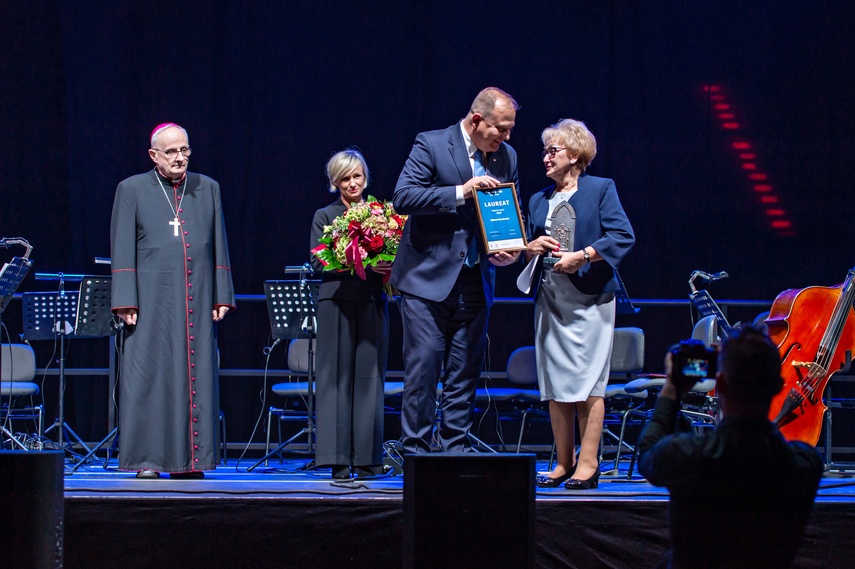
[535,464,577,488]
[564,466,601,490]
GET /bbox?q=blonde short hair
[325,148,370,193]
[541,119,597,171]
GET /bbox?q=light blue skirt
[534,271,615,402]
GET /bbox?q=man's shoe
[170,471,205,479]
[135,469,160,479]
[354,465,384,479]
[332,465,351,480]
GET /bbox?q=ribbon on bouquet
[345,225,367,280]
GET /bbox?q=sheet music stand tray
[247,277,320,472]
[689,289,733,332]
[264,279,320,340]
[22,291,81,341]
[0,256,33,316]
[70,276,122,471]
[75,276,116,338]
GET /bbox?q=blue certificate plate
[473,182,527,253]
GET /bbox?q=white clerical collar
[155,168,186,186]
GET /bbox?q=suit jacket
[310,199,385,302]
[391,121,520,305]
[526,173,635,296]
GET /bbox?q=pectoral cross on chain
[169,216,181,237]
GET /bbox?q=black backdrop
[3,1,855,443]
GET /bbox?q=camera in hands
[670,339,718,381]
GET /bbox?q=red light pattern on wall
[704,85,794,236]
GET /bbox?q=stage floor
[64,456,682,500]
[58,455,855,568]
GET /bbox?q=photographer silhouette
[638,325,823,569]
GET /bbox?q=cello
[765,266,855,445]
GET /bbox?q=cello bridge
[791,361,825,375]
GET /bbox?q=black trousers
[314,297,388,468]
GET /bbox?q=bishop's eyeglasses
[154,147,192,158]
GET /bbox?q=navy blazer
[391,122,520,305]
[526,173,635,296]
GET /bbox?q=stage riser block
[403,453,536,569]
[0,451,64,569]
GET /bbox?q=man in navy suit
[391,87,521,453]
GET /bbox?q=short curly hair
[541,118,597,172]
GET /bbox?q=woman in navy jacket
[524,119,635,489]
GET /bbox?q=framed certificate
[473,182,528,253]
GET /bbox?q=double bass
[766,266,855,445]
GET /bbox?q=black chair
[1,343,43,450]
[600,327,650,473]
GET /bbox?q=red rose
[368,235,385,252]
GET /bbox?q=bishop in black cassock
[110,123,234,477]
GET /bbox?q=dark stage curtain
[2,1,855,442]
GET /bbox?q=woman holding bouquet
[309,148,390,479]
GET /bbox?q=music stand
[688,269,733,336]
[22,274,92,455]
[71,276,122,471]
[0,256,33,316]
[75,276,115,338]
[247,271,320,472]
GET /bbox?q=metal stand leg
[248,426,314,472]
[220,410,227,465]
[467,432,498,453]
[248,336,316,472]
[70,427,118,472]
[0,401,43,451]
[1,425,30,450]
[69,317,124,472]
[43,328,92,457]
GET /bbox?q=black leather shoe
[564,467,601,490]
[535,464,576,488]
[332,465,351,480]
[136,469,160,479]
[170,471,204,479]
[354,465,384,479]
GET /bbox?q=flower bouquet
[311,197,406,286]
